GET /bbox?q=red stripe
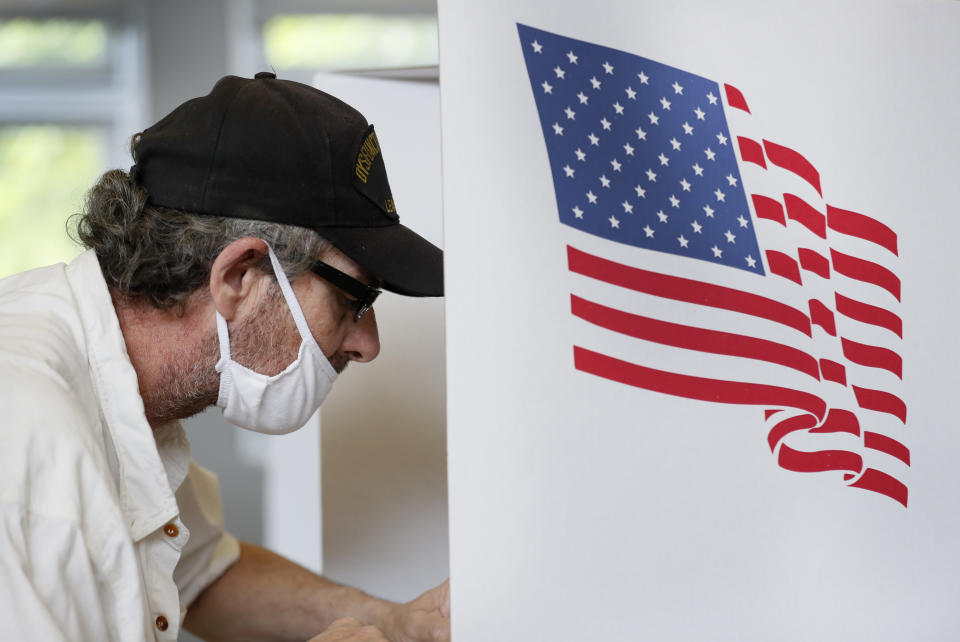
[841,337,903,378]
[763,140,822,195]
[849,468,908,507]
[864,432,911,466]
[724,83,751,113]
[834,293,902,338]
[571,295,820,379]
[818,359,846,385]
[853,386,907,423]
[830,249,901,301]
[567,246,812,336]
[751,194,785,225]
[810,408,860,436]
[777,444,862,473]
[573,346,827,419]
[827,205,898,256]
[784,194,826,238]
[737,137,767,168]
[767,414,817,451]
[765,250,802,285]
[808,299,836,336]
[798,248,830,278]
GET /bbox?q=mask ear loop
[266,245,321,348]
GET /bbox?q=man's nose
[340,308,381,363]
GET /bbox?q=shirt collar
[65,250,187,541]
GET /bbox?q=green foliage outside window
[0,126,104,278]
[264,14,438,70]
[0,18,107,68]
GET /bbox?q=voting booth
[438,0,960,639]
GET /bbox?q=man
[0,73,449,641]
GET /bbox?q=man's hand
[309,617,389,641]
[381,580,450,642]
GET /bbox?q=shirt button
[163,523,179,538]
[155,615,169,631]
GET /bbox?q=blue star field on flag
[518,23,764,274]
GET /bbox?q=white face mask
[215,245,338,434]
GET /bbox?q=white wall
[314,72,448,603]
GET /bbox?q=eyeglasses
[310,261,381,322]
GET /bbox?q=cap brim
[320,223,444,297]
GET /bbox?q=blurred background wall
[0,1,447,638]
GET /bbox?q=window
[0,125,104,277]
[263,13,439,72]
[0,13,143,278]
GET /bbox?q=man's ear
[209,237,271,321]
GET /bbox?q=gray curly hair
[71,168,331,310]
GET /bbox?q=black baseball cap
[131,72,442,297]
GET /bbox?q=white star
[703,204,715,217]
[577,91,589,105]
[572,205,584,219]
[623,142,635,156]
[745,255,757,268]
[672,81,684,95]
[563,164,575,178]
[625,86,637,100]
[609,215,620,228]
[714,188,726,202]
[622,200,633,213]
[660,96,672,110]
[588,132,599,146]
[552,122,563,136]
[575,148,586,161]
[658,152,670,166]
[613,101,624,115]
[694,106,706,120]
[726,173,738,186]
[707,91,718,105]
[643,225,655,238]
[610,158,622,172]
[645,168,657,182]
[599,174,611,188]
[603,61,614,74]
[554,66,566,79]
[678,234,689,248]
[691,220,702,233]
[648,112,660,125]
[711,245,723,258]
[634,184,646,198]
[638,71,649,84]
[716,132,728,146]
[669,194,680,208]
[704,147,717,161]
[737,215,749,228]
[657,210,669,223]
[669,137,682,151]
[590,76,601,90]
[680,178,691,192]
[635,126,647,141]
[725,230,736,243]
[541,80,553,94]
[600,117,612,131]
[586,190,598,204]
[564,106,576,120]
[692,163,704,177]
[567,50,578,64]
[531,40,543,53]
[682,121,694,135]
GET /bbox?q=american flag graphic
[518,24,908,506]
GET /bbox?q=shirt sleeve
[0,503,112,641]
[173,460,241,609]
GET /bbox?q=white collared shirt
[0,251,240,641]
